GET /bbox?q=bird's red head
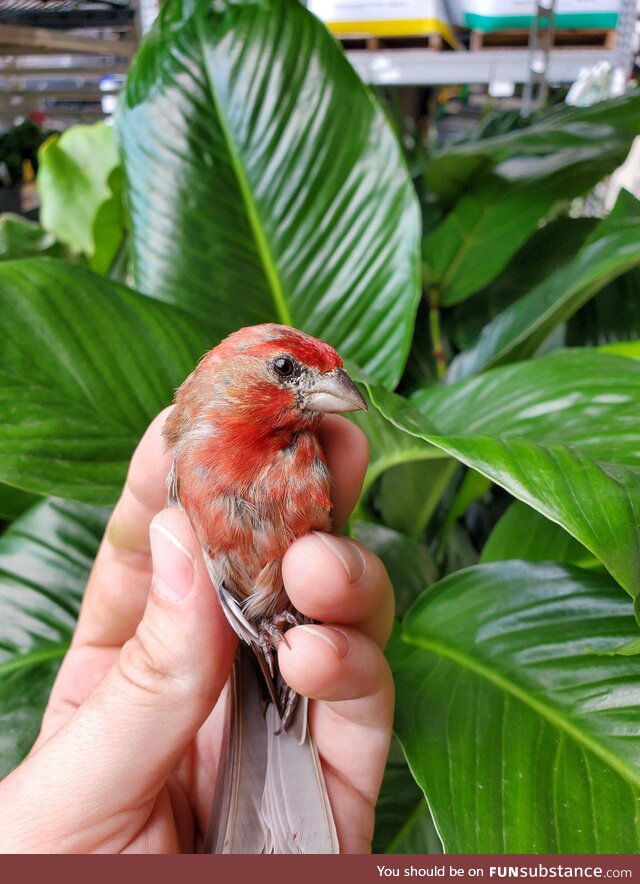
[214,324,344,375]
[164,324,366,451]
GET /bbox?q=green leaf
[0,258,209,504]
[38,123,125,275]
[426,174,585,307]
[373,737,443,854]
[393,561,640,852]
[349,391,441,501]
[599,339,640,359]
[0,214,65,261]
[366,350,640,596]
[0,485,40,521]
[567,265,640,349]
[448,216,597,351]
[426,90,640,204]
[438,468,492,559]
[447,190,640,380]
[447,468,491,525]
[375,459,457,539]
[0,498,108,776]
[354,521,436,618]
[117,0,420,389]
[481,500,599,568]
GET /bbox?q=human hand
[0,409,394,853]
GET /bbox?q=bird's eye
[273,356,296,378]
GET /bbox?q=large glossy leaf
[366,350,640,596]
[481,500,598,569]
[0,498,108,776]
[448,190,640,380]
[38,123,125,275]
[425,173,594,307]
[426,90,640,204]
[117,0,420,389]
[0,214,65,261]
[0,259,209,504]
[448,216,596,351]
[392,562,640,852]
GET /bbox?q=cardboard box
[308,0,455,41]
[446,0,619,30]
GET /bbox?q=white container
[446,0,619,30]
[308,0,455,41]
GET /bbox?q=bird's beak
[305,368,368,414]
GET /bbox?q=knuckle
[116,625,178,704]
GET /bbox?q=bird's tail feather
[205,647,268,853]
[262,702,338,853]
[204,645,339,854]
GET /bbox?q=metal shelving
[0,0,138,130]
[346,46,619,84]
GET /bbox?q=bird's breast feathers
[172,428,332,605]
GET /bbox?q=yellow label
[326,17,455,43]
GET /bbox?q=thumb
[7,509,236,847]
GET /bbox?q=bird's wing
[202,550,283,713]
[201,549,257,641]
[167,461,179,507]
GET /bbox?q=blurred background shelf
[346,46,621,83]
[0,0,138,130]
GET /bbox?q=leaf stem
[427,285,446,379]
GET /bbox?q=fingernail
[296,624,351,658]
[150,522,196,602]
[313,533,366,583]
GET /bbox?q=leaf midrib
[0,642,68,679]
[404,632,640,790]
[198,22,292,328]
[439,204,492,293]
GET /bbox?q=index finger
[73,407,174,649]
[320,415,369,530]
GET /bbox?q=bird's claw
[275,687,299,734]
[257,611,300,677]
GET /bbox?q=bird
[162,323,368,853]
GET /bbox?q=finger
[278,625,394,854]
[33,644,118,749]
[282,533,394,648]
[10,509,236,853]
[73,407,174,650]
[319,416,369,529]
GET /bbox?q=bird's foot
[275,685,300,734]
[257,610,300,677]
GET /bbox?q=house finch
[163,323,367,854]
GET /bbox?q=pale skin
[0,408,395,853]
